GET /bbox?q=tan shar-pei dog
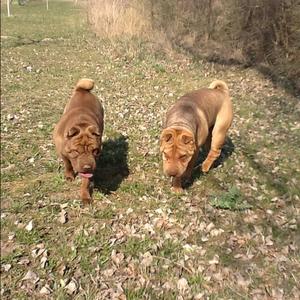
[53,79,104,204]
[160,80,233,193]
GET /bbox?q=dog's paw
[65,170,75,181]
[171,186,183,194]
[201,162,211,173]
[80,188,92,206]
[82,197,92,206]
[81,192,92,205]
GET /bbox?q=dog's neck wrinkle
[76,122,89,128]
[167,118,196,135]
[71,111,100,128]
[166,107,197,134]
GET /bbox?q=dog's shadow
[183,137,235,188]
[93,135,129,194]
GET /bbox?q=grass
[1,1,300,299]
[87,0,150,39]
[210,186,252,210]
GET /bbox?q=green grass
[1,1,86,46]
[121,236,154,258]
[188,273,205,293]
[1,1,300,299]
[15,228,43,245]
[210,186,252,210]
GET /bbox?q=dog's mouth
[79,173,93,179]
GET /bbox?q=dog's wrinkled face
[160,128,196,178]
[64,125,101,175]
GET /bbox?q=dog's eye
[93,149,99,156]
[162,152,169,161]
[179,154,188,161]
[69,150,79,158]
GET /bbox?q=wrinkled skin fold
[160,80,233,192]
[53,79,104,204]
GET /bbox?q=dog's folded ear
[160,129,174,152]
[65,126,80,138]
[181,133,196,154]
[163,133,173,142]
[87,125,101,136]
[182,134,194,145]
[161,129,174,142]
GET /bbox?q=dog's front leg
[62,156,75,181]
[171,177,183,193]
[184,150,199,180]
[80,177,92,205]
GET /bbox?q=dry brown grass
[87,0,150,39]
[86,0,299,94]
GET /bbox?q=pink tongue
[79,173,93,178]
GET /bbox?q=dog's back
[176,80,230,127]
[53,79,104,154]
[63,79,102,117]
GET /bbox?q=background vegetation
[87,0,300,94]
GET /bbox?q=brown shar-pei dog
[160,80,233,193]
[53,79,104,204]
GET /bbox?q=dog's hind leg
[202,105,232,173]
[201,125,227,173]
[62,156,75,181]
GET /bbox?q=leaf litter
[1,1,300,299]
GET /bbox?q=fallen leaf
[206,222,215,232]
[141,251,153,267]
[65,279,78,295]
[25,220,34,231]
[265,235,274,246]
[111,250,124,266]
[194,292,205,299]
[2,264,11,272]
[103,268,115,277]
[39,284,52,295]
[40,256,48,269]
[8,233,15,240]
[22,270,39,284]
[208,255,219,265]
[177,277,189,294]
[17,258,30,265]
[59,209,68,224]
[162,281,173,290]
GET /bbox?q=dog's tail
[209,80,229,94]
[75,78,94,92]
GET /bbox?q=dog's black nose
[168,170,178,177]
[83,164,92,172]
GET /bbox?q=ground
[1,1,300,299]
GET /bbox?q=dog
[53,79,104,204]
[160,80,233,193]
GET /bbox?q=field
[1,1,300,299]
